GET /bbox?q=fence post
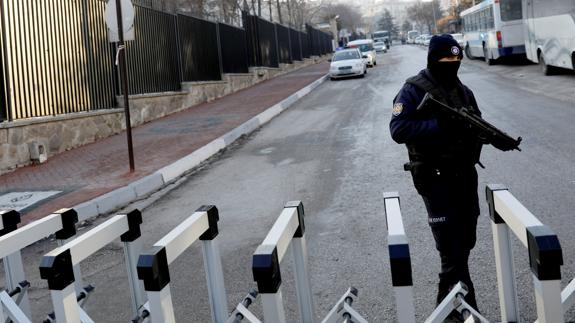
[0,210,30,317]
[215,23,224,79]
[486,184,564,323]
[286,201,314,323]
[383,193,415,323]
[486,184,520,322]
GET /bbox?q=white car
[423,35,433,46]
[374,41,388,53]
[450,33,465,48]
[329,49,367,79]
[346,39,377,67]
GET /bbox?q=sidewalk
[0,62,329,224]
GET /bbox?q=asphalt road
[20,45,575,322]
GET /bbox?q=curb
[74,73,329,221]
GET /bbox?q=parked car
[346,39,377,67]
[423,35,433,46]
[450,33,465,48]
[373,40,388,53]
[415,35,424,45]
[329,48,367,80]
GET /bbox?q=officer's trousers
[414,164,480,311]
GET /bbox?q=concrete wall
[0,56,326,175]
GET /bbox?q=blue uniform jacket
[390,71,480,146]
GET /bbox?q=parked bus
[522,0,575,75]
[372,30,391,47]
[461,0,525,65]
[407,30,420,44]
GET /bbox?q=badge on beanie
[392,103,404,116]
[451,46,460,55]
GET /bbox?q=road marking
[0,191,62,211]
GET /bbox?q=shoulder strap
[405,73,445,101]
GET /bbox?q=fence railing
[242,12,332,69]
[178,14,222,82]
[0,0,117,120]
[276,24,292,65]
[0,4,332,122]
[125,7,181,95]
[219,23,249,74]
[289,29,302,62]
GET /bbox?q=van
[346,39,377,67]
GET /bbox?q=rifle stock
[416,93,522,152]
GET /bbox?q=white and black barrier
[135,205,228,323]
[40,210,145,323]
[0,208,82,323]
[486,185,564,323]
[382,192,415,323]
[251,201,314,323]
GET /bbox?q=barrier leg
[490,222,519,322]
[202,239,229,323]
[50,284,81,323]
[291,236,315,323]
[533,276,563,323]
[58,239,85,295]
[125,239,147,317]
[395,286,415,323]
[147,284,176,323]
[562,278,575,313]
[3,252,31,317]
[261,291,287,323]
[0,291,31,323]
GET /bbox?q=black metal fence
[125,7,181,95]
[242,12,332,69]
[218,23,249,74]
[276,24,292,64]
[178,14,222,82]
[0,4,332,121]
[0,0,117,120]
[290,29,302,61]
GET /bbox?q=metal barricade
[486,185,564,323]
[40,209,145,323]
[383,192,415,323]
[0,208,81,322]
[382,192,489,323]
[251,201,314,323]
[135,205,228,323]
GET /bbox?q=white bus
[461,0,525,65]
[407,30,420,44]
[522,0,575,75]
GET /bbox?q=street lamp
[422,0,437,34]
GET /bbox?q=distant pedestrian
[389,34,482,319]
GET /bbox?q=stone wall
[0,56,325,175]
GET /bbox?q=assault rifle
[416,93,522,151]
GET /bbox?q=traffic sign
[104,0,135,42]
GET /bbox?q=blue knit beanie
[427,34,463,65]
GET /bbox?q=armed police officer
[390,34,483,314]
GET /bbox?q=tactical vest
[404,70,481,166]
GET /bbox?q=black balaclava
[427,34,463,88]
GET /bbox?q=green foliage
[377,9,399,36]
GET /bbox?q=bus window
[487,7,494,29]
[500,0,522,21]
